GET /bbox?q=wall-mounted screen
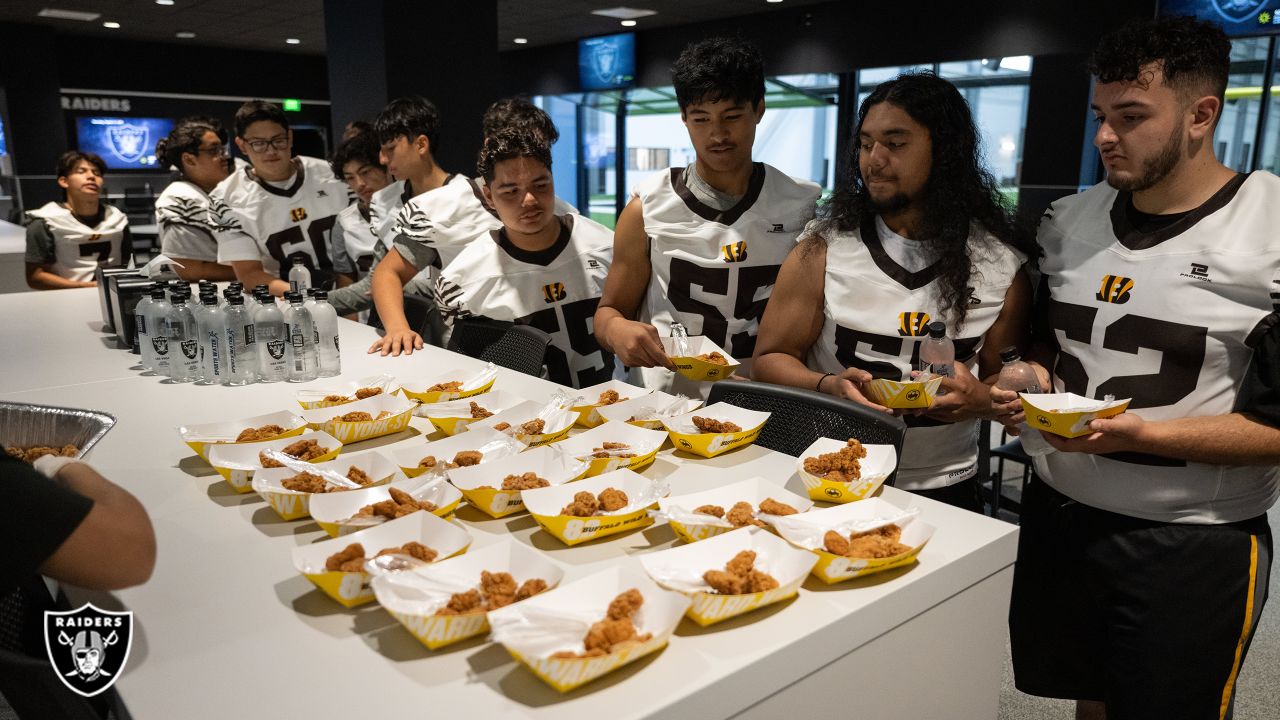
[579,32,637,91]
[1160,0,1280,37]
[75,116,173,170]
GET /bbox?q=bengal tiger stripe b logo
[1095,275,1133,304]
[290,207,307,222]
[897,311,931,337]
[721,241,748,263]
[541,282,567,304]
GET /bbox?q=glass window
[1216,37,1270,172]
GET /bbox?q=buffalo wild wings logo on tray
[44,604,134,697]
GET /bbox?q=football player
[593,36,822,396]
[995,17,1280,720]
[152,116,236,282]
[433,127,614,387]
[25,151,130,290]
[752,73,1034,511]
[209,100,349,295]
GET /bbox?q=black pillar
[324,1,499,175]
[1017,53,1094,221]
[0,23,69,212]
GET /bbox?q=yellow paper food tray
[639,527,817,626]
[389,426,511,478]
[771,498,935,584]
[660,335,740,382]
[400,366,496,404]
[661,402,770,459]
[420,389,525,436]
[570,379,651,428]
[470,399,575,448]
[596,391,704,430]
[291,511,471,608]
[295,375,403,410]
[553,422,667,479]
[1019,392,1131,438]
[658,475,814,543]
[447,445,583,518]
[251,451,401,521]
[796,437,898,504]
[310,473,465,537]
[865,375,944,409]
[488,564,690,692]
[205,430,342,494]
[177,409,306,459]
[300,392,416,444]
[522,469,666,546]
[373,540,564,650]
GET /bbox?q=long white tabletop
[1,288,1018,719]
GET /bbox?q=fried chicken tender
[376,541,438,563]
[758,498,799,516]
[726,501,764,528]
[469,402,493,419]
[703,550,779,595]
[428,380,463,392]
[347,466,372,485]
[607,588,644,620]
[281,471,327,493]
[518,418,546,435]
[236,423,286,442]
[746,569,780,593]
[322,394,351,403]
[823,525,911,559]
[325,543,366,572]
[703,570,747,595]
[350,487,436,522]
[693,504,725,518]
[437,588,483,615]
[417,455,454,470]
[692,416,742,434]
[551,589,650,658]
[259,439,328,467]
[695,351,729,365]
[803,438,868,482]
[492,422,511,431]
[725,550,757,576]
[598,487,629,512]
[354,386,384,399]
[823,530,851,556]
[6,444,79,463]
[597,389,627,405]
[481,571,518,609]
[501,472,549,491]
[516,578,548,601]
[453,450,483,467]
[560,491,599,517]
[590,441,635,458]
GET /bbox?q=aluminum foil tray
[0,401,117,460]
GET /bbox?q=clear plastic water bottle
[223,294,256,386]
[996,347,1041,394]
[919,320,955,376]
[288,257,311,295]
[283,292,318,382]
[311,289,341,377]
[255,292,288,383]
[144,286,172,376]
[167,291,200,383]
[134,283,160,372]
[195,293,224,385]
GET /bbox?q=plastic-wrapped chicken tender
[177,409,307,459]
[299,392,416,444]
[660,401,770,458]
[639,527,817,625]
[660,325,740,382]
[205,430,342,493]
[553,421,668,478]
[596,391,703,430]
[310,474,465,536]
[295,373,403,410]
[252,451,403,521]
[415,389,525,434]
[656,476,814,543]
[488,564,690,692]
[389,426,520,478]
[447,444,587,518]
[771,498,935,584]
[471,391,578,447]
[522,469,668,546]
[569,379,652,428]
[400,363,498,404]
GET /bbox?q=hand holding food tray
[865,373,945,409]
[660,335,741,382]
[1019,392,1131,438]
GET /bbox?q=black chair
[401,293,446,348]
[707,381,907,485]
[987,425,1033,518]
[447,317,552,379]
[0,648,116,720]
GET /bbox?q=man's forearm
[595,307,627,354]
[372,265,410,331]
[1134,413,1280,465]
[173,259,238,282]
[28,267,92,290]
[753,352,827,392]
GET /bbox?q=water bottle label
[152,336,169,356]
[332,335,340,351]
[244,325,256,345]
[291,328,305,371]
[267,340,287,360]
[136,315,146,335]
[313,328,319,344]
[181,340,199,360]
[290,280,300,293]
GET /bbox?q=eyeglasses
[196,145,228,158]
[243,135,289,153]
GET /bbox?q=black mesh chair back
[447,317,552,378]
[708,381,908,485]
[401,293,446,348]
[0,648,113,720]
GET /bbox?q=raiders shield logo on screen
[44,604,134,697]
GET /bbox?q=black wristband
[817,373,834,392]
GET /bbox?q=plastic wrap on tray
[0,401,116,461]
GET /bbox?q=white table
[1,288,1018,719]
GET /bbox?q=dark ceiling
[0,0,836,53]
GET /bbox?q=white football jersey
[26,202,128,281]
[209,156,350,275]
[335,202,379,272]
[368,179,412,247]
[154,180,218,262]
[633,163,820,396]
[1035,172,1280,523]
[808,216,1025,490]
[434,214,615,388]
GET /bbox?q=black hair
[342,119,374,142]
[330,128,385,178]
[482,98,560,145]
[57,150,106,179]
[813,72,1035,330]
[234,100,289,138]
[374,96,442,152]
[1089,16,1231,108]
[476,127,552,182]
[156,116,227,176]
[671,35,765,111]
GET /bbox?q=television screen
[579,32,636,91]
[1159,0,1280,37]
[75,116,174,170]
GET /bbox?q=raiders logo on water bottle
[181,340,198,359]
[267,340,287,360]
[151,336,168,355]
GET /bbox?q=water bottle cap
[229,294,245,305]
[228,281,243,288]
[201,294,218,305]
[999,346,1020,363]
[305,287,317,297]
[150,286,167,299]
[313,289,328,300]
[253,284,269,293]
[292,256,306,265]
[927,321,947,339]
